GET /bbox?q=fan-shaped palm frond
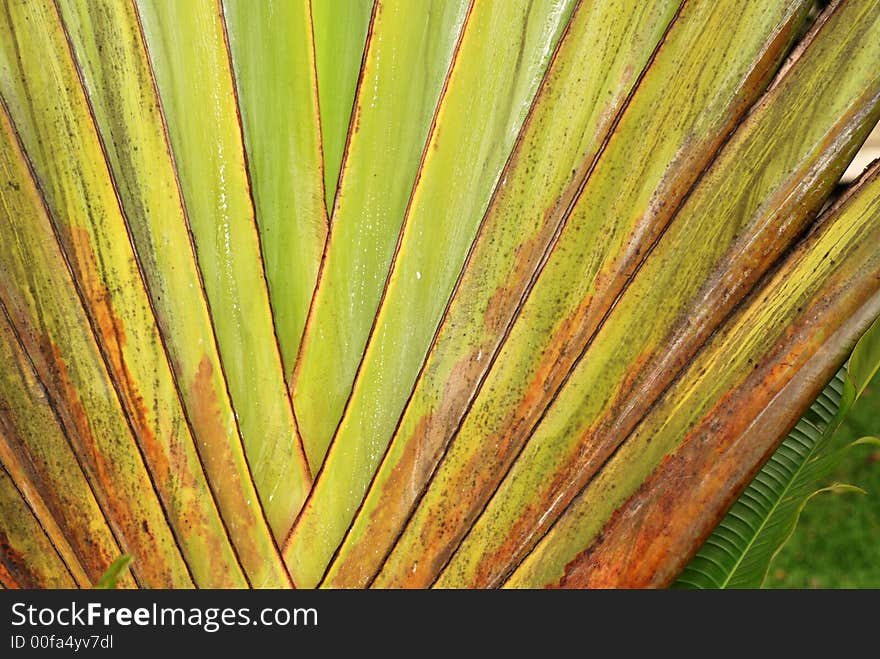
[0,0,878,589]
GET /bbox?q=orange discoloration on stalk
[0,559,20,588]
[188,356,242,501]
[64,228,166,472]
[43,340,171,586]
[62,230,242,587]
[44,342,115,499]
[555,279,880,588]
[328,347,485,586]
[0,538,30,588]
[0,425,96,586]
[3,322,184,586]
[188,355,266,580]
[330,414,434,587]
[189,357,229,465]
[462,348,655,587]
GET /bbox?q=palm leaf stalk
[676,316,880,589]
[0,0,878,589]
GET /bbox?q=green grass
[765,370,880,588]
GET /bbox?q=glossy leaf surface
[291,0,471,464]
[59,0,291,588]
[311,0,373,211]
[509,161,880,587]
[289,0,577,587]
[376,0,816,588]
[136,0,311,541]
[325,0,680,588]
[224,0,328,379]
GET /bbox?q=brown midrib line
[0,297,143,589]
[0,416,90,588]
[286,0,477,554]
[0,43,196,588]
[131,0,293,586]
[561,262,880,588]
[305,0,331,233]
[0,338,118,587]
[325,0,379,223]
[421,0,824,589]
[319,0,588,586]
[365,0,691,588]
[4,115,197,587]
[712,371,847,590]
[288,0,379,400]
[1,13,149,589]
[0,316,95,588]
[216,0,311,489]
[0,459,79,588]
[497,3,854,587]
[487,235,792,588]
[53,0,250,588]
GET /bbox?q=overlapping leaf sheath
[224,0,328,379]
[674,369,850,588]
[0,307,134,588]
[311,0,373,211]
[0,0,876,592]
[291,0,472,465]
[435,0,880,588]
[322,0,682,588]
[509,161,880,588]
[57,0,291,587]
[0,104,192,588]
[288,0,579,588]
[372,0,816,588]
[0,444,88,587]
[135,0,311,541]
[675,269,880,590]
[0,0,244,587]
[0,436,86,589]
[0,456,76,588]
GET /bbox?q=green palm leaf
[0,0,878,590]
[93,555,133,590]
[57,0,291,587]
[224,0,329,385]
[135,0,312,544]
[507,160,880,587]
[288,0,580,589]
[290,0,472,465]
[311,0,373,213]
[675,317,880,589]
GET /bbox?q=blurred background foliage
[767,368,880,588]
